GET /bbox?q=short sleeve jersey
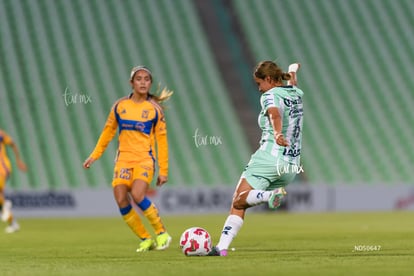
[258,85,304,164]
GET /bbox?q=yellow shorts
[112,160,154,188]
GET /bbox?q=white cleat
[5,221,20,234]
[268,187,287,209]
[1,200,12,222]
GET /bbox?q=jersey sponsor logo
[285,96,304,118]
[283,96,302,107]
[119,119,153,135]
[134,122,146,131]
[289,107,304,118]
[283,147,301,157]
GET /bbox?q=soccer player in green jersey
[210,61,303,256]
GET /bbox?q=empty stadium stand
[0,0,251,189]
[233,0,414,183]
[1,0,413,190]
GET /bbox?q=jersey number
[119,168,132,180]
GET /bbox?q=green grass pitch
[0,211,413,275]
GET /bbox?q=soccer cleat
[5,221,20,234]
[219,249,228,256]
[268,187,287,209]
[1,200,12,222]
[287,63,300,86]
[155,232,172,250]
[136,238,156,252]
[208,246,219,256]
[207,246,227,256]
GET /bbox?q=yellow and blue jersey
[0,130,13,179]
[90,94,168,176]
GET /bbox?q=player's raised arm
[287,63,300,86]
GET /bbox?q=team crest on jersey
[141,110,149,119]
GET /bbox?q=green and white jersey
[258,85,304,164]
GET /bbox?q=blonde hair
[150,84,174,106]
[254,61,291,83]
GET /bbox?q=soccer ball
[179,227,212,256]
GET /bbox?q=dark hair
[253,61,291,82]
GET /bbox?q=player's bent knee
[232,201,244,210]
[232,193,249,210]
[116,198,130,208]
[130,189,146,203]
[233,200,249,210]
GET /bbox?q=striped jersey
[90,94,168,176]
[258,85,304,164]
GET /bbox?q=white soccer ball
[179,227,212,256]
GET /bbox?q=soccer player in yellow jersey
[0,129,27,233]
[83,66,173,252]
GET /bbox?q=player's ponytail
[149,84,173,108]
[281,72,292,81]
